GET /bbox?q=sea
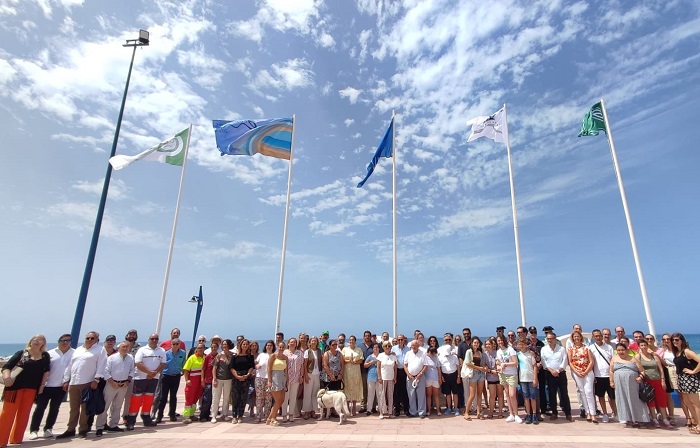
[2,335,700,359]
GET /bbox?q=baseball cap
[321,330,330,335]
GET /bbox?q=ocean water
[3,335,700,359]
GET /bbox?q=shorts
[426,380,440,389]
[499,373,518,388]
[440,371,460,394]
[520,381,538,399]
[132,378,158,395]
[594,377,615,399]
[471,371,485,383]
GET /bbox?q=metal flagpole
[599,98,655,336]
[155,124,193,335]
[70,31,148,347]
[391,110,398,338]
[502,104,527,326]
[274,115,296,337]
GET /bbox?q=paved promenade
[4,380,699,448]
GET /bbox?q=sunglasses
[106,339,116,343]
[672,338,681,342]
[59,339,72,343]
[85,337,96,340]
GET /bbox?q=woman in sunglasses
[671,333,700,434]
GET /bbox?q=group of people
[1,324,699,446]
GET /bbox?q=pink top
[284,349,304,384]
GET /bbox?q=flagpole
[502,104,527,326]
[391,110,398,338]
[155,124,192,335]
[274,115,295,338]
[599,98,655,336]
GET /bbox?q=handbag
[638,381,655,403]
[461,362,474,379]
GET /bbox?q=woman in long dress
[341,336,364,415]
[609,343,650,427]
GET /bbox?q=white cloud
[318,32,335,48]
[344,118,354,127]
[339,86,362,104]
[72,179,130,200]
[251,58,315,93]
[230,0,330,45]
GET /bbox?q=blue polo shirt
[163,349,186,375]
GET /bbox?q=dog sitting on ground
[317,388,351,424]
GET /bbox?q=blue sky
[1,0,699,343]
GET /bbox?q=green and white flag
[109,127,189,170]
[578,102,606,137]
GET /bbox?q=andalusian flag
[578,102,606,137]
[109,127,189,170]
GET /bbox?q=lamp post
[70,30,149,347]
[189,286,204,349]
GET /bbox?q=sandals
[269,420,279,427]
[477,414,485,420]
[464,415,472,421]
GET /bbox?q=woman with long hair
[246,341,259,418]
[659,333,678,425]
[266,342,288,426]
[0,335,50,447]
[464,337,487,420]
[671,333,700,434]
[424,346,443,416]
[496,335,520,423]
[341,336,363,415]
[302,336,322,420]
[427,336,439,350]
[482,339,503,419]
[229,339,254,424]
[254,341,274,423]
[636,339,670,427]
[610,343,650,427]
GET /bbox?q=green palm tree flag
[578,102,606,137]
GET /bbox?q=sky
[1,0,699,344]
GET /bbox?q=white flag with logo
[109,127,189,170]
[466,107,508,144]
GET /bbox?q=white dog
[317,389,351,424]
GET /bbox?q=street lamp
[189,286,204,349]
[70,30,150,347]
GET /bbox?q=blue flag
[212,118,293,160]
[357,118,394,188]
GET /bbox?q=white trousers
[283,382,301,417]
[97,383,127,428]
[572,371,596,415]
[302,373,320,413]
[211,379,232,419]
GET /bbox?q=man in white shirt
[590,329,617,422]
[56,331,107,439]
[126,333,166,429]
[540,332,573,422]
[403,340,428,418]
[29,334,75,439]
[437,333,460,415]
[95,341,134,436]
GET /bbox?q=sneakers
[514,415,523,424]
[525,415,532,424]
[505,415,515,423]
[453,409,460,416]
[211,418,217,423]
[43,429,54,438]
[379,414,384,419]
[29,432,39,440]
[532,414,540,425]
[602,415,610,423]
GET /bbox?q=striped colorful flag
[212,118,293,160]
